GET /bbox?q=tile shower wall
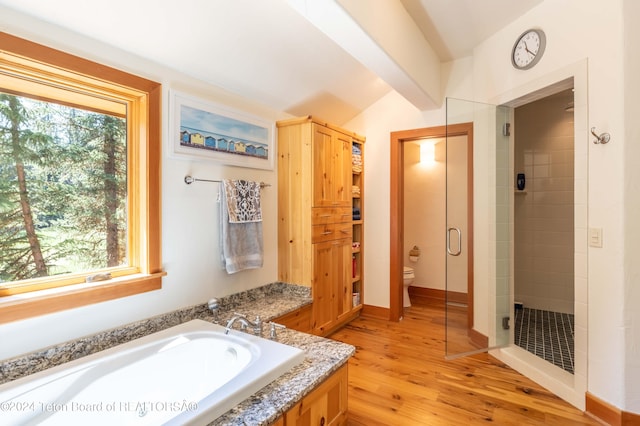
[514,90,575,314]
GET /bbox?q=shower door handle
[447,227,462,256]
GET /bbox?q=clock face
[511,29,546,70]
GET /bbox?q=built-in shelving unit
[277,116,365,336]
[351,139,364,309]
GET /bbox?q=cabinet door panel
[312,239,352,335]
[312,124,352,208]
[312,125,335,207]
[284,365,348,426]
[312,241,337,333]
[334,132,353,207]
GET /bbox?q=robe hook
[591,127,610,145]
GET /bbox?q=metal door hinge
[502,316,510,330]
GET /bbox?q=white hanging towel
[219,179,263,274]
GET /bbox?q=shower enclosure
[513,89,575,374]
[444,90,576,376]
[445,98,511,359]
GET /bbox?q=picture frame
[169,90,275,170]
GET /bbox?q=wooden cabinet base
[273,305,312,334]
[284,364,348,426]
[315,306,361,337]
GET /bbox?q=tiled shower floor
[514,307,575,374]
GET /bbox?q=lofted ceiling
[0,0,542,124]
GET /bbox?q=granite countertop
[204,284,355,424]
[211,328,354,426]
[0,282,355,425]
[205,281,313,325]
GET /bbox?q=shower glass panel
[445,97,512,359]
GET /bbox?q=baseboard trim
[408,286,467,305]
[468,327,489,348]
[586,392,640,425]
[408,286,442,305]
[624,410,640,426]
[361,304,390,320]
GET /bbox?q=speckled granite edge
[210,330,355,426]
[0,282,311,385]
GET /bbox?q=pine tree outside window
[0,33,163,323]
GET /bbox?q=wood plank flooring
[329,301,600,426]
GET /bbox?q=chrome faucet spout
[225,313,262,336]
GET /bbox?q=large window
[0,33,163,322]
[1,95,128,281]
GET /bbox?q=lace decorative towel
[223,179,262,223]
[219,180,263,274]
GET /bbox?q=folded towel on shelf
[219,180,263,274]
[352,207,361,220]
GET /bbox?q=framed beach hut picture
[170,90,274,170]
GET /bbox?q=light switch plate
[589,228,603,248]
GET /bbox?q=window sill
[0,272,166,324]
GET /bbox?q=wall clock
[511,29,546,70]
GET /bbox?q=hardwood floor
[329,301,600,426]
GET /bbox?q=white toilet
[403,266,414,307]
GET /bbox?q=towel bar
[184,175,271,188]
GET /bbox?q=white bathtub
[0,319,305,425]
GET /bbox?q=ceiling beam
[287,0,442,111]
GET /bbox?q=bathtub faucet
[225,313,263,336]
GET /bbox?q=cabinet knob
[320,416,325,426]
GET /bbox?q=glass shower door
[445,97,512,359]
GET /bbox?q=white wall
[347,0,636,414]
[0,8,288,360]
[403,140,446,291]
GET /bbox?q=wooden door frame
[390,123,474,325]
